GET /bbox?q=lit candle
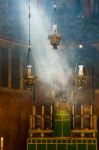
[33,106,35,115]
[81,105,83,115]
[27,65,32,76]
[90,105,93,115]
[53,24,57,34]
[1,137,3,149]
[78,65,84,76]
[72,105,74,115]
[42,106,44,116]
[51,106,53,115]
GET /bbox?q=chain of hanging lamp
[48,1,57,35]
[27,0,31,66]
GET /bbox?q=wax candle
[1,137,3,149]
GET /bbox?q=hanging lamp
[74,45,89,89]
[24,0,36,89]
[48,4,62,49]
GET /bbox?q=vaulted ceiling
[0,0,99,43]
[0,0,99,88]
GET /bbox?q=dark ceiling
[0,0,99,42]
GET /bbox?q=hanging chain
[54,0,57,24]
[48,0,57,35]
[29,0,31,47]
[27,0,31,66]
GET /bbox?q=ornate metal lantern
[48,33,61,49]
[48,5,62,49]
[74,65,89,89]
[24,64,37,88]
